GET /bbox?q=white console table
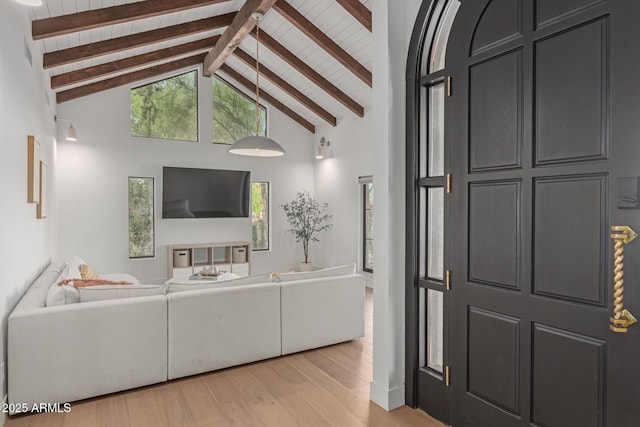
[167,241,251,279]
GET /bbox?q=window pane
[427,289,444,372]
[429,83,445,177]
[129,177,154,258]
[363,182,374,272]
[130,71,198,142]
[251,182,269,251]
[427,187,444,280]
[213,77,266,144]
[430,0,460,73]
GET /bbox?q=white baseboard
[369,381,405,411]
[1,394,7,426]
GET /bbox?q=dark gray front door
[446,1,640,426]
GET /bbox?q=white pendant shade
[14,0,43,6]
[228,135,285,157]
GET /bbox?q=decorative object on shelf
[36,162,47,219]
[27,135,40,203]
[281,191,333,271]
[315,137,331,159]
[228,12,285,157]
[55,116,78,141]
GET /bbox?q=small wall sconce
[316,137,331,159]
[55,116,78,141]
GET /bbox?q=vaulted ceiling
[30,0,373,134]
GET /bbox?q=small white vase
[299,262,313,272]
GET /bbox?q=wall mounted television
[162,167,250,218]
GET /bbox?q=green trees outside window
[129,177,155,259]
[213,77,266,144]
[363,182,373,272]
[131,71,198,142]
[252,182,269,251]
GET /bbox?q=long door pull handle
[610,225,638,333]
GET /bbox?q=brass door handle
[610,226,638,333]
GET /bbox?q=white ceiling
[30,0,372,131]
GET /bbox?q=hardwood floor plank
[177,378,228,426]
[125,388,168,427]
[96,395,130,427]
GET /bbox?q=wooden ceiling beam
[203,0,277,76]
[219,64,315,134]
[33,0,230,40]
[51,36,221,89]
[44,13,235,69]
[273,0,372,87]
[251,29,364,117]
[233,48,336,126]
[56,54,206,104]
[335,0,372,32]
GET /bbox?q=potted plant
[281,191,333,271]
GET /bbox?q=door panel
[534,18,608,166]
[444,1,640,426]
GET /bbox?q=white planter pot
[299,262,313,272]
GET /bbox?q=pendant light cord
[255,21,261,136]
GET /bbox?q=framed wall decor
[37,162,47,219]
[27,135,40,203]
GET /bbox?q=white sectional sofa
[7,262,364,413]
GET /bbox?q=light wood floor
[6,288,443,427]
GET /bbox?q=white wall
[0,0,57,411]
[370,0,421,411]
[313,109,373,269]
[56,69,315,282]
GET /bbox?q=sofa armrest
[280,274,365,355]
[8,296,167,412]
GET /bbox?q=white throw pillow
[274,263,356,282]
[68,255,87,274]
[78,284,166,303]
[167,273,271,293]
[45,263,81,306]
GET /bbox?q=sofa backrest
[10,262,65,315]
[274,263,356,282]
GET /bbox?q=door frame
[405,0,445,411]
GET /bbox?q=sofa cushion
[79,284,166,302]
[274,263,356,282]
[167,273,271,293]
[45,263,81,306]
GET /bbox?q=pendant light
[228,12,285,157]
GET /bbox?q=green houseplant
[281,191,333,271]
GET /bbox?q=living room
[1,0,418,425]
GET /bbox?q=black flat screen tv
[162,167,250,218]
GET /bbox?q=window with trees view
[131,71,198,142]
[252,182,269,251]
[129,177,155,259]
[363,182,373,272]
[213,76,266,144]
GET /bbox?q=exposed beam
[44,13,235,69]
[56,54,206,104]
[203,0,277,76]
[219,64,315,134]
[33,0,229,40]
[251,29,364,117]
[335,0,372,32]
[52,36,220,89]
[273,0,372,87]
[233,48,336,126]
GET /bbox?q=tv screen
[162,167,250,218]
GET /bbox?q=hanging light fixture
[228,12,285,157]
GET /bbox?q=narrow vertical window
[363,180,374,272]
[251,182,269,251]
[129,177,155,259]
